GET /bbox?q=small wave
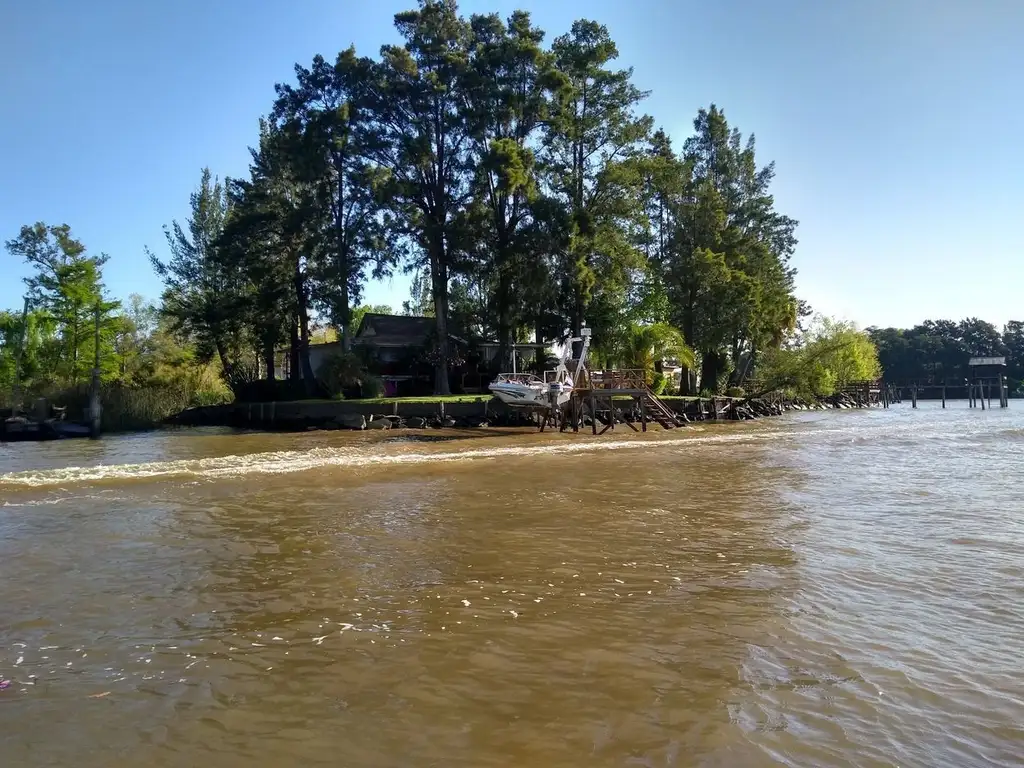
[0,430,800,490]
[0,418,941,491]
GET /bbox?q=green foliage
[349,304,393,340]
[868,317,1020,388]
[148,169,259,392]
[360,375,387,399]
[759,316,881,399]
[649,371,668,395]
[4,223,121,386]
[315,351,365,398]
[725,386,745,398]
[609,322,695,386]
[9,4,829,409]
[646,105,798,393]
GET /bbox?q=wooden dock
[889,359,1010,410]
[537,369,686,434]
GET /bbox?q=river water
[1,404,1023,767]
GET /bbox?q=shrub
[650,372,668,395]
[359,375,387,399]
[725,386,746,398]
[316,352,365,398]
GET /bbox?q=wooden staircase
[540,384,686,434]
[641,390,686,429]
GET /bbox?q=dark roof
[354,314,438,347]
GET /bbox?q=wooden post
[941,383,946,409]
[88,303,102,439]
[590,390,597,435]
[988,381,993,409]
[639,394,648,432]
[1003,377,1009,408]
[980,383,986,410]
[911,384,917,409]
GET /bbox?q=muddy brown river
[2,405,1023,766]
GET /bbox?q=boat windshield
[492,373,543,385]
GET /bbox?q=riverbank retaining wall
[166,392,866,432]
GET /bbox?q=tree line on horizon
[868,319,1024,392]
[4,0,943,418]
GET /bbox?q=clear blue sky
[2,0,1021,329]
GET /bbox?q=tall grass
[12,374,231,433]
[58,383,229,432]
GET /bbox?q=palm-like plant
[617,323,696,384]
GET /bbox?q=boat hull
[488,383,572,409]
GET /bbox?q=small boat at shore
[488,327,592,410]
[488,373,573,409]
[1,416,91,442]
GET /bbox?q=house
[276,313,551,395]
[276,314,442,393]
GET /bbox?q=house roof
[354,314,441,347]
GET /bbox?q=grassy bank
[297,394,490,406]
[23,382,230,433]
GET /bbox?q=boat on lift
[488,328,591,409]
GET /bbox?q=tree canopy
[20,2,999,409]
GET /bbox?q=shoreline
[164,392,874,433]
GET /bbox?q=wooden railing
[588,369,647,390]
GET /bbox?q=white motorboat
[488,373,573,409]
[488,328,591,409]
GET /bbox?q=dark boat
[1,416,91,442]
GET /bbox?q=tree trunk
[679,300,696,395]
[729,334,742,386]
[214,338,236,394]
[263,339,276,383]
[335,157,352,354]
[294,259,315,392]
[429,246,452,396]
[495,269,514,372]
[535,318,545,371]
[289,321,300,383]
[339,278,352,353]
[701,350,724,394]
[570,299,584,359]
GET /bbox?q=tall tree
[657,105,798,392]
[543,19,652,347]
[462,10,555,368]
[149,169,254,390]
[363,0,474,394]
[272,48,394,350]
[5,222,119,385]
